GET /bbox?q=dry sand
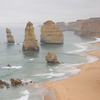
[43,49,100,100]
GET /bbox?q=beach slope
[44,50,100,100]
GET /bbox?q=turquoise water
[0,23,100,100]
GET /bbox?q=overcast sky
[0,0,100,23]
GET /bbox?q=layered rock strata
[40,20,64,44]
[6,28,14,43]
[66,22,75,31]
[56,22,67,31]
[74,20,83,34]
[22,22,39,51]
[46,52,60,63]
[78,18,100,37]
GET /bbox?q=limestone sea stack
[40,20,64,44]
[46,52,60,64]
[6,28,14,43]
[22,22,39,51]
[78,18,100,37]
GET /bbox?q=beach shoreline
[43,43,100,100]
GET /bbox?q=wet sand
[43,49,100,100]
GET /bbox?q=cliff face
[66,22,75,31]
[78,18,100,37]
[40,20,64,44]
[74,20,83,34]
[6,28,14,43]
[22,22,39,51]
[56,22,67,31]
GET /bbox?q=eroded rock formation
[10,78,22,86]
[78,18,100,37]
[22,22,39,51]
[56,22,67,31]
[46,52,60,63]
[0,80,10,89]
[6,28,14,43]
[74,20,83,34]
[40,20,64,44]
[66,22,75,31]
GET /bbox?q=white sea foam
[31,72,65,77]
[87,55,99,63]
[87,37,100,43]
[1,66,22,69]
[13,90,29,100]
[29,58,34,61]
[21,90,29,95]
[67,43,87,54]
[13,94,29,100]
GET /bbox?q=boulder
[46,52,60,64]
[0,80,10,89]
[40,20,64,44]
[10,78,22,86]
[6,28,14,43]
[22,21,39,51]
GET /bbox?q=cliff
[66,22,75,31]
[22,22,39,51]
[6,28,14,43]
[74,20,83,34]
[78,18,100,37]
[56,22,67,31]
[40,20,64,44]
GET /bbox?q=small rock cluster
[0,80,10,89]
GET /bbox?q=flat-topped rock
[66,22,75,31]
[22,22,39,51]
[6,28,14,43]
[56,22,67,31]
[46,52,60,64]
[40,20,64,44]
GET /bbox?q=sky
[0,0,100,23]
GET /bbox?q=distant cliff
[78,18,100,37]
[74,20,83,34]
[56,22,67,31]
[40,20,64,44]
[66,22,75,31]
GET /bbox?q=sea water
[0,23,100,100]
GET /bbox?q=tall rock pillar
[22,22,39,51]
[6,28,14,43]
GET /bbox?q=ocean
[0,23,100,100]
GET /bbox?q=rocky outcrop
[46,52,60,63]
[0,80,10,89]
[74,20,83,34]
[56,22,67,31]
[6,28,14,43]
[40,20,64,44]
[10,78,22,86]
[78,18,100,37]
[22,22,39,51]
[66,22,75,31]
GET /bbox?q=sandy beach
[44,48,100,100]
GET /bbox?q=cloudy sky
[0,0,100,23]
